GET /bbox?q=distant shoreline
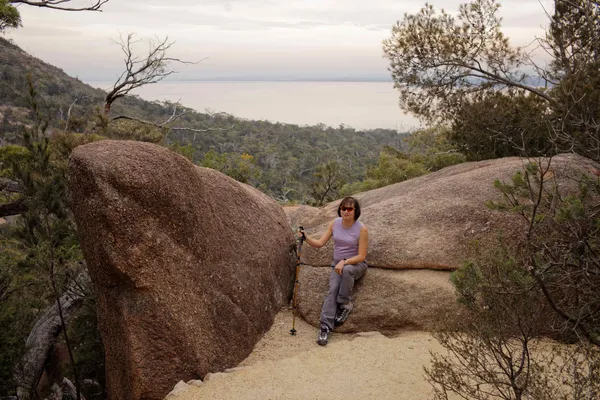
[85,78,394,84]
[83,80,417,131]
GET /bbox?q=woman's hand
[334,259,345,275]
[299,221,333,249]
[297,227,306,241]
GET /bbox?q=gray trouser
[320,262,368,330]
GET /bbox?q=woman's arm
[302,220,334,248]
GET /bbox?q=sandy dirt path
[170,309,453,400]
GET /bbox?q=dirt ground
[169,309,452,400]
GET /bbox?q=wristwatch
[343,258,347,265]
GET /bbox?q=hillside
[0,36,409,201]
[0,37,173,142]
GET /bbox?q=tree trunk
[14,271,90,400]
[45,378,86,400]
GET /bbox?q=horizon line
[85,77,394,83]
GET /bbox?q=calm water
[87,81,421,131]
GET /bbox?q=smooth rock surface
[284,154,598,331]
[69,140,296,400]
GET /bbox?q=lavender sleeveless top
[332,217,364,264]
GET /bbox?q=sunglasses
[340,206,355,212]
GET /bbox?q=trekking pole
[290,226,305,336]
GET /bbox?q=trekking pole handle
[298,226,306,242]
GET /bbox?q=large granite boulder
[285,154,598,332]
[297,267,457,333]
[69,140,295,400]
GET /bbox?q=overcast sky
[6,0,554,82]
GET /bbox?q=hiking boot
[334,302,353,326]
[317,327,331,346]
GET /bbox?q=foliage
[168,142,196,161]
[384,0,600,163]
[545,0,600,160]
[450,91,553,161]
[427,159,600,399]
[0,234,38,396]
[339,179,381,198]
[404,126,467,171]
[426,252,559,400]
[9,77,86,399]
[0,0,20,32]
[382,0,532,124]
[547,0,600,80]
[67,290,106,400]
[551,344,600,399]
[0,144,29,176]
[200,151,261,185]
[367,146,428,185]
[487,160,600,346]
[0,296,21,394]
[48,131,105,164]
[309,161,345,206]
[341,126,466,195]
[550,61,600,161]
[103,118,166,143]
[0,79,107,398]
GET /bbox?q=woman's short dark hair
[337,196,361,220]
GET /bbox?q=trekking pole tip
[289,328,297,336]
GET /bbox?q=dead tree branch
[169,124,235,133]
[111,108,235,142]
[104,33,204,114]
[9,0,109,11]
[112,101,187,128]
[59,94,91,131]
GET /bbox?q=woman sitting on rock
[300,196,369,346]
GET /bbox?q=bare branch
[111,110,235,143]
[169,124,234,133]
[159,100,187,126]
[111,115,172,127]
[61,94,91,131]
[10,0,109,12]
[433,149,459,155]
[104,33,205,115]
